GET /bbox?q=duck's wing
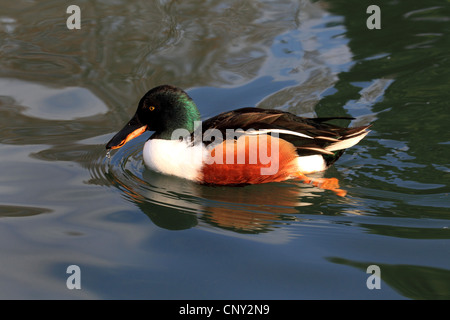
[197,108,370,160]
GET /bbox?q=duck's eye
[148,106,155,111]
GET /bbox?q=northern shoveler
[106,85,370,196]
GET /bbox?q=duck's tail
[325,125,371,152]
[321,125,371,167]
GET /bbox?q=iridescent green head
[106,85,201,149]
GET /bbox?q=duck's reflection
[106,164,322,233]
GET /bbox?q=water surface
[0,0,449,299]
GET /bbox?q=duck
[106,85,370,196]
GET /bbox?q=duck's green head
[106,85,201,150]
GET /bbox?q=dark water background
[0,0,449,299]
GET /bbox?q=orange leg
[295,173,347,197]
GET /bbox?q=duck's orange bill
[107,125,147,150]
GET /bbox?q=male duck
[106,85,370,196]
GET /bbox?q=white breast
[142,139,205,181]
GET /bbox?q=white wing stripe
[325,131,370,151]
[235,128,313,139]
